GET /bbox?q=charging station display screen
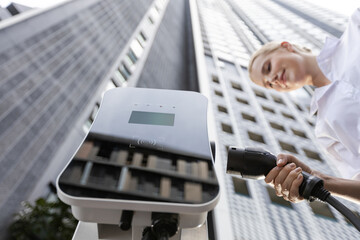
[129,111,175,126]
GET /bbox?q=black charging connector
[141,213,179,240]
[226,147,360,232]
[119,210,134,230]
[226,147,325,200]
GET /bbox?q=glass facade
[193,0,360,239]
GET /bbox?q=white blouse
[310,8,360,180]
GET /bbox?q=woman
[248,8,360,203]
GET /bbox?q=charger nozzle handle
[226,147,276,179]
[226,147,324,199]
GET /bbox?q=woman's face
[250,44,309,92]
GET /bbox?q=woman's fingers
[265,154,307,203]
[276,154,289,167]
[281,167,302,198]
[265,163,297,196]
[273,163,296,195]
[277,154,313,174]
[289,174,304,202]
[264,166,282,184]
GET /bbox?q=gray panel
[0,7,12,20]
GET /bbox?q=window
[205,51,213,57]
[124,55,135,70]
[248,131,265,143]
[232,177,250,196]
[204,46,211,51]
[262,105,275,114]
[242,113,256,122]
[303,149,322,162]
[137,32,147,47]
[231,82,242,91]
[309,201,336,220]
[272,95,285,105]
[90,103,100,122]
[266,186,293,208]
[115,70,126,83]
[236,97,249,105]
[291,129,307,138]
[218,105,228,114]
[225,145,230,152]
[130,39,144,58]
[254,89,267,99]
[119,63,131,80]
[270,122,286,132]
[279,141,298,154]
[150,7,159,20]
[214,90,223,97]
[111,78,120,87]
[307,120,315,127]
[127,49,138,64]
[140,31,147,41]
[282,112,295,120]
[154,4,160,12]
[212,75,219,83]
[221,123,233,134]
[148,16,154,24]
[83,119,92,133]
[294,103,303,111]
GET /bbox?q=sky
[0,0,358,16]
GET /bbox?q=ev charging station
[56,88,220,240]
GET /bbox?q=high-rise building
[0,0,196,238]
[191,0,360,239]
[0,2,32,21]
[0,0,359,239]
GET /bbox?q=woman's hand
[264,154,313,203]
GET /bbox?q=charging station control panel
[56,88,219,227]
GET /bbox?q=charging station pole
[72,221,208,240]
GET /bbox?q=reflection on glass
[130,39,143,58]
[59,133,219,204]
[119,63,131,79]
[114,70,125,84]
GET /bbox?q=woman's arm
[313,170,360,204]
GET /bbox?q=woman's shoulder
[340,8,360,43]
[318,81,359,115]
[349,8,360,24]
[326,8,360,84]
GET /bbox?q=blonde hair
[248,41,311,80]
